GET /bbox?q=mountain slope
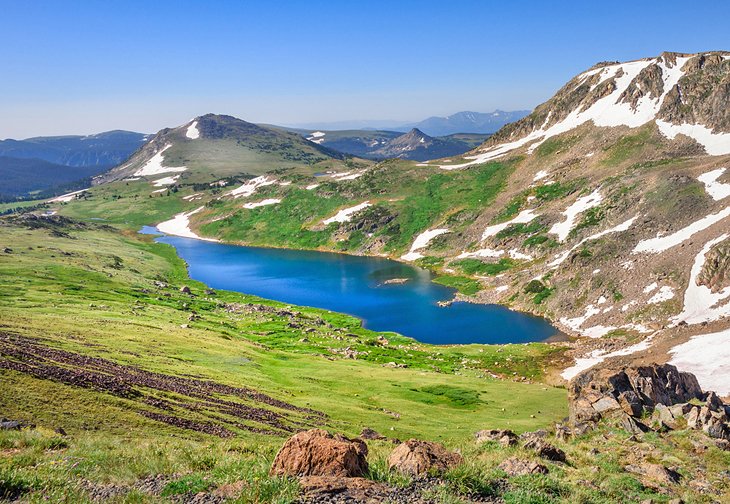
[56,52,730,394]
[0,157,99,199]
[0,130,148,167]
[98,114,356,185]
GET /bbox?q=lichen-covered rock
[270,429,368,478]
[387,439,462,476]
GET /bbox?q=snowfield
[401,228,450,261]
[672,233,730,325]
[134,145,187,177]
[548,215,637,268]
[322,202,371,225]
[669,328,730,396]
[562,334,655,380]
[698,167,730,201]
[152,176,180,187]
[156,207,217,241]
[481,209,538,240]
[242,198,281,209]
[186,121,200,140]
[549,189,602,241]
[657,121,730,156]
[48,189,87,203]
[228,176,276,198]
[633,206,730,253]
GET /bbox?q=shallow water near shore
[142,226,560,345]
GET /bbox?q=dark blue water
[141,226,559,345]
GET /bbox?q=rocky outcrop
[387,439,462,476]
[270,429,368,478]
[568,364,703,424]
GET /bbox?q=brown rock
[359,427,386,440]
[475,429,518,447]
[388,439,462,476]
[270,429,368,478]
[179,285,192,294]
[619,391,644,417]
[498,457,548,476]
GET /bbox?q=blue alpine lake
[142,227,560,345]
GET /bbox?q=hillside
[8,49,730,503]
[0,130,148,167]
[0,130,148,200]
[0,156,98,200]
[55,51,730,397]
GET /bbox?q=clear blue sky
[1,0,728,138]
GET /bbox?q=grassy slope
[0,216,570,500]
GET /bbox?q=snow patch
[562,334,655,380]
[698,167,730,201]
[48,189,87,203]
[228,176,276,198]
[657,120,730,156]
[533,170,549,182]
[549,189,602,241]
[243,198,281,209]
[156,207,217,242]
[134,145,187,177]
[402,228,450,261]
[633,206,730,254]
[482,209,539,240]
[669,328,730,396]
[152,176,180,187]
[306,183,320,190]
[548,215,637,268]
[186,121,200,140]
[647,286,674,304]
[323,202,371,225]
[672,233,730,325]
[182,193,203,201]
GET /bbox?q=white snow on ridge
[435,56,702,169]
[186,121,200,140]
[669,328,730,396]
[633,206,730,254]
[402,228,450,261]
[243,198,281,209]
[549,189,603,241]
[134,145,187,177]
[672,233,730,325]
[323,202,371,225]
[657,120,730,157]
[156,207,217,242]
[330,170,365,181]
[228,176,276,198]
[481,209,539,240]
[698,168,730,201]
[533,170,549,182]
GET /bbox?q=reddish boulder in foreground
[388,439,462,476]
[270,429,368,478]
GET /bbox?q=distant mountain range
[287,110,530,136]
[281,127,490,161]
[0,131,148,200]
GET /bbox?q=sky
[1,0,729,138]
